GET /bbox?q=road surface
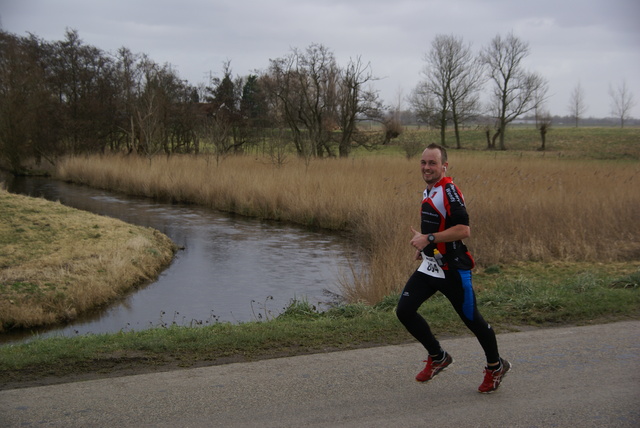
[1,321,639,427]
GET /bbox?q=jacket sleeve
[445,183,469,227]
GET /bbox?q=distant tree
[441,36,484,149]
[262,54,309,157]
[335,56,382,157]
[264,44,339,157]
[382,114,403,145]
[134,57,165,156]
[0,31,61,172]
[418,34,484,148]
[481,32,548,150]
[536,109,552,151]
[113,47,142,153]
[207,61,237,116]
[206,62,250,153]
[0,31,39,171]
[0,28,201,161]
[50,29,119,154]
[408,80,438,128]
[382,89,404,145]
[567,82,588,127]
[609,79,636,128]
[240,74,267,125]
[202,62,250,156]
[264,43,381,158]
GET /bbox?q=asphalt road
[1,321,639,427]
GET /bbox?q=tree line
[0,29,386,173]
[0,29,636,173]
[408,32,636,151]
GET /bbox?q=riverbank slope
[0,189,177,331]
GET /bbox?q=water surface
[2,176,359,344]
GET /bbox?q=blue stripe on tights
[459,269,474,321]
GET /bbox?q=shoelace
[482,365,502,382]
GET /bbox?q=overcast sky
[1,0,639,118]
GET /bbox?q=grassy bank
[0,189,177,331]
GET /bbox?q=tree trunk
[490,128,501,150]
[439,111,447,147]
[498,122,507,150]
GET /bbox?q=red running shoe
[415,352,453,382]
[478,358,511,393]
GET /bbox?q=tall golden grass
[57,152,640,304]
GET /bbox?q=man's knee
[395,301,413,324]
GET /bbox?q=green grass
[219,125,640,161]
[376,126,640,160]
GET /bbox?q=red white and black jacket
[420,176,475,270]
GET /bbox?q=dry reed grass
[56,152,640,304]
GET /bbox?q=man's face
[420,148,447,187]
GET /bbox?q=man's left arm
[410,224,469,249]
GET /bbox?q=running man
[396,143,511,393]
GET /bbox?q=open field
[388,125,640,159]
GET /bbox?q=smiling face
[420,147,448,188]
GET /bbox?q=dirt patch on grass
[0,342,393,391]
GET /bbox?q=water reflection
[1,176,359,344]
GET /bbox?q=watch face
[429,234,435,242]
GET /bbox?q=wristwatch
[427,234,436,244]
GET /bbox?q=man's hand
[410,226,427,251]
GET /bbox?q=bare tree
[567,82,588,127]
[202,108,234,166]
[263,54,311,157]
[335,56,382,157]
[0,31,66,172]
[0,28,201,162]
[609,79,636,128]
[264,44,338,157]
[264,43,380,158]
[418,35,484,148]
[444,37,484,149]
[481,32,548,150]
[114,47,142,153]
[408,80,437,128]
[421,35,453,146]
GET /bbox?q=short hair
[426,143,448,164]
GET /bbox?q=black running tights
[396,269,500,364]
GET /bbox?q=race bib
[418,252,445,278]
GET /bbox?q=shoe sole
[416,358,454,383]
[478,360,512,394]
